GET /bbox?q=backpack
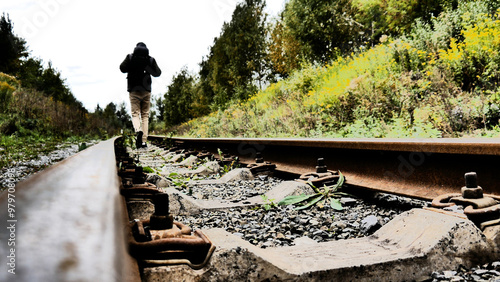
[128,54,154,72]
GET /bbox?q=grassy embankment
[174,4,500,139]
[0,73,103,168]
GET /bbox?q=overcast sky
[2,0,286,111]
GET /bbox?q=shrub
[0,73,19,113]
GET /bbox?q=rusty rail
[150,136,500,200]
[0,137,140,281]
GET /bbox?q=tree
[200,0,268,107]
[116,102,132,129]
[352,0,452,43]
[98,102,132,133]
[279,0,363,64]
[153,95,165,122]
[94,104,103,115]
[163,67,196,126]
[39,62,75,104]
[190,79,211,118]
[17,57,82,109]
[17,57,44,88]
[103,102,117,120]
[267,18,302,77]
[0,13,28,75]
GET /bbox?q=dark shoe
[141,142,147,149]
[136,131,143,149]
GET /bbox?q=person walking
[120,42,161,148]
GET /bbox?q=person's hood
[133,42,149,57]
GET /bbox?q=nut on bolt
[149,193,174,230]
[297,158,343,187]
[462,172,483,199]
[247,153,276,175]
[255,152,264,164]
[316,158,328,173]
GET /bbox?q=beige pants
[129,91,151,143]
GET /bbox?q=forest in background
[156,0,500,138]
[0,13,132,167]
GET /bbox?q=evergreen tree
[164,68,196,126]
[94,104,103,115]
[154,96,165,122]
[0,13,28,75]
[116,102,132,129]
[201,0,268,107]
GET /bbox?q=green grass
[0,134,97,169]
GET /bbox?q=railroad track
[150,136,500,200]
[1,136,499,281]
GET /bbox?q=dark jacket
[120,43,161,92]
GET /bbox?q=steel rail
[150,136,500,200]
[0,137,140,282]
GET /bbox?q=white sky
[2,0,286,112]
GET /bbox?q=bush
[0,73,19,113]
[0,116,18,135]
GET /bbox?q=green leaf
[142,166,154,173]
[330,171,345,191]
[337,171,345,186]
[278,194,317,206]
[295,194,324,210]
[330,198,343,211]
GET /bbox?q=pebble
[429,263,500,281]
[360,215,380,233]
[179,177,283,202]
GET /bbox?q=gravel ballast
[175,175,428,248]
[141,144,500,281]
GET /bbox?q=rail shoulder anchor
[431,172,500,230]
[128,193,215,269]
[296,158,345,187]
